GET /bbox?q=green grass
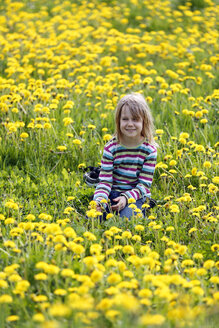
[0,0,218,327]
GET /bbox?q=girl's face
[120,106,143,142]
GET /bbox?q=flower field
[0,0,218,327]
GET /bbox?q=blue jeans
[102,190,146,220]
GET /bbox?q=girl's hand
[96,202,102,212]
[111,196,127,212]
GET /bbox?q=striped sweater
[94,137,157,204]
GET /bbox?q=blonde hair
[115,93,157,146]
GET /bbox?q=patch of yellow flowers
[1,200,219,327]
[0,0,219,327]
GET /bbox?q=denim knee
[91,193,146,221]
[119,196,146,220]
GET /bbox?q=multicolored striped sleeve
[121,148,157,201]
[93,145,114,205]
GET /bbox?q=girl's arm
[121,149,157,201]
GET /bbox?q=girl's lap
[107,190,146,220]
[87,190,146,221]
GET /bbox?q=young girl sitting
[93,93,157,220]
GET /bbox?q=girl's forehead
[121,105,131,115]
[121,105,141,118]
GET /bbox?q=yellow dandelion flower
[211,244,219,252]
[0,280,8,288]
[191,286,204,296]
[128,204,137,209]
[72,244,85,255]
[33,295,48,302]
[91,270,103,283]
[208,183,218,193]
[123,245,135,255]
[73,139,82,145]
[180,132,190,139]
[169,160,177,166]
[203,161,211,168]
[135,225,144,231]
[0,294,13,303]
[105,287,119,295]
[4,240,16,248]
[203,260,215,269]
[103,134,112,142]
[213,292,219,301]
[88,124,96,130]
[156,129,164,135]
[20,132,29,139]
[41,320,59,328]
[34,273,48,281]
[96,298,113,311]
[200,118,208,124]
[189,227,197,234]
[6,315,19,322]
[49,303,71,317]
[83,231,96,241]
[196,268,207,276]
[121,231,132,239]
[86,209,98,218]
[210,276,219,284]
[128,198,136,204]
[193,253,203,260]
[166,226,174,232]
[57,146,67,152]
[8,274,22,282]
[54,289,67,296]
[169,204,180,213]
[212,177,219,184]
[32,313,45,322]
[140,314,165,326]
[107,273,122,284]
[105,310,120,320]
[106,213,114,220]
[63,117,74,126]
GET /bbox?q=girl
[93,93,157,219]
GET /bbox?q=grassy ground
[0,0,218,327]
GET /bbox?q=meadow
[0,0,218,327]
